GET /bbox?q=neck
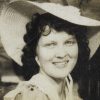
[39,70,65,96]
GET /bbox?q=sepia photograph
[0,0,100,100]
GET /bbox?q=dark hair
[21,13,90,84]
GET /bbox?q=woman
[21,13,89,100]
[0,0,100,100]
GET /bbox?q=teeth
[53,61,68,68]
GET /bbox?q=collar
[29,73,74,100]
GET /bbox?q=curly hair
[21,13,90,84]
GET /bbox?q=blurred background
[0,2,22,100]
[0,0,100,100]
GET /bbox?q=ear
[35,56,41,66]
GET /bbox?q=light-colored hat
[0,0,100,66]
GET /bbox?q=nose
[55,47,67,59]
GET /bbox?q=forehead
[39,29,75,43]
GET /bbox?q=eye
[44,42,57,48]
[65,40,77,46]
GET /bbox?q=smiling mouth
[52,60,69,68]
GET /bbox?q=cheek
[68,45,78,70]
[66,44,78,58]
[37,47,55,63]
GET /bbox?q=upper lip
[52,60,68,63]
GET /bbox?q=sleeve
[4,82,50,100]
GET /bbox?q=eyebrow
[44,36,76,44]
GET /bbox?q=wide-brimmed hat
[0,0,100,66]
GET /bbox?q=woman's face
[36,29,78,79]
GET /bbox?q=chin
[50,72,70,79]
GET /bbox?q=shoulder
[4,81,50,100]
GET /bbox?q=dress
[4,73,83,100]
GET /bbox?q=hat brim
[9,0,100,26]
[0,0,100,66]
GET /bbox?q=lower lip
[52,62,67,68]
